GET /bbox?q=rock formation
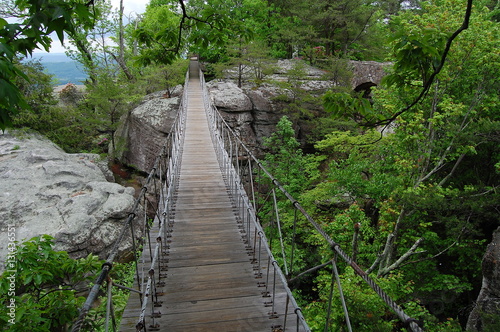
[0,131,142,270]
[115,60,389,171]
[467,226,500,330]
[350,60,391,90]
[112,87,182,173]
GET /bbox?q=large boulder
[207,81,253,112]
[206,81,258,149]
[114,60,390,165]
[467,227,500,330]
[0,131,141,271]
[113,88,182,173]
[245,83,292,149]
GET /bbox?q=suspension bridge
[70,60,423,332]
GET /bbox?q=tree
[307,0,500,325]
[215,39,275,87]
[113,0,134,81]
[11,57,57,114]
[85,72,140,155]
[266,0,387,60]
[67,0,134,83]
[0,235,102,331]
[66,0,115,84]
[0,0,96,130]
[136,58,189,96]
[263,115,321,198]
[133,0,182,66]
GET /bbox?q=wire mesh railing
[201,71,310,332]
[133,70,187,331]
[71,60,423,332]
[199,68,424,332]
[70,69,189,332]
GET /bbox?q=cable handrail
[70,69,189,332]
[199,68,423,332]
[71,60,423,332]
[200,69,311,332]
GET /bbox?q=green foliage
[85,71,141,155]
[80,261,136,331]
[10,60,89,153]
[305,269,403,331]
[0,0,97,130]
[263,116,321,195]
[324,91,378,123]
[317,56,354,88]
[65,0,117,83]
[187,0,265,63]
[134,3,181,65]
[13,57,57,112]
[59,83,83,105]
[269,60,325,125]
[266,0,387,60]
[383,0,499,94]
[289,1,500,329]
[135,59,189,95]
[214,39,276,87]
[9,59,92,152]
[0,235,102,331]
[302,267,465,331]
[0,235,136,331]
[385,13,449,86]
[257,116,325,287]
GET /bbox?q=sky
[113,0,148,17]
[35,0,149,53]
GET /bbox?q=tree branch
[366,252,383,275]
[364,0,474,128]
[378,237,425,277]
[288,260,333,286]
[399,226,467,269]
[438,153,466,186]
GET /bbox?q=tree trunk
[117,0,134,81]
[74,38,97,85]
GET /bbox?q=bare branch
[366,254,382,275]
[378,237,425,277]
[399,229,465,268]
[438,153,466,186]
[288,260,333,286]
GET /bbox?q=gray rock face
[467,227,500,331]
[115,60,389,166]
[0,132,141,270]
[205,60,389,156]
[113,89,182,173]
[207,81,253,112]
[350,61,391,89]
[206,81,289,152]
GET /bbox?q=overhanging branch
[364,0,474,128]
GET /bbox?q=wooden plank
[119,62,303,332]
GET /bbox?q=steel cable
[71,69,189,332]
[199,66,423,332]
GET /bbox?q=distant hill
[31,53,88,85]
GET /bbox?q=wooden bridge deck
[119,61,298,331]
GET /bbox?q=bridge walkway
[119,61,297,331]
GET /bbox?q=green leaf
[23,273,33,285]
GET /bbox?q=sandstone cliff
[0,131,142,269]
[467,227,500,330]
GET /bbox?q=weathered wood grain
[119,62,299,332]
